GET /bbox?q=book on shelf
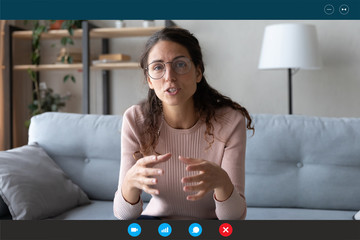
[98,53,131,61]
[92,59,130,64]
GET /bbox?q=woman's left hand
[179,156,234,201]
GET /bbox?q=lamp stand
[288,68,293,115]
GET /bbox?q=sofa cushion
[51,200,149,220]
[247,207,357,220]
[245,114,360,211]
[0,144,90,220]
[50,200,118,220]
[354,210,360,220]
[28,112,122,201]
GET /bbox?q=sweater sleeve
[113,106,143,220]
[214,111,247,220]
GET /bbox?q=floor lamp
[258,23,322,114]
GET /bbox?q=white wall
[103,20,360,118]
[10,20,360,147]
[39,20,360,118]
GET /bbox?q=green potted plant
[24,20,81,127]
[57,20,82,83]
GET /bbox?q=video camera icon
[128,223,141,237]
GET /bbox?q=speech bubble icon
[192,227,199,233]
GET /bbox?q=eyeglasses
[145,57,192,80]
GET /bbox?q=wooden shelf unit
[12,26,161,72]
[12,27,163,40]
[13,62,141,71]
[13,64,83,71]
[90,27,163,38]
[91,62,140,70]
[7,21,170,148]
[12,29,83,39]
[10,21,165,116]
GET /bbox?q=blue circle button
[158,223,172,237]
[128,223,141,237]
[324,4,334,15]
[339,4,349,15]
[189,223,202,237]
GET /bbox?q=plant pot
[50,20,65,30]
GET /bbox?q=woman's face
[146,40,202,110]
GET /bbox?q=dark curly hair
[138,27,254,155]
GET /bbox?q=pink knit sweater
[113,105,247,220]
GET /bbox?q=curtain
[0,20,6,150]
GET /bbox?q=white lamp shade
[258,23,322,70]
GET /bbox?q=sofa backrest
[29,112,360,210]
[29,112,122,201]
[245,114,360,211]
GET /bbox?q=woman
[113,27,254,220]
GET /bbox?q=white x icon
[223,227,229,233]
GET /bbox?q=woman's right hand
[121,153,172,204]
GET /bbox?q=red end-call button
[219,223,233,237]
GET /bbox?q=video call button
[188,223,202,237]
[324,4,334,15]
[128,223,141,237]
[158,223,172,237]
[339,4,349,15]
[219,223,233,237]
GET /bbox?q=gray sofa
[0,112,359,220]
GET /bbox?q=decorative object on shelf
[58,20,82,64]
[143,20,155,28]
[99,53,130,61]
[115,20,126,28]
[258,23,322,115]
[56,47,82,64]
[93,53,131,65]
